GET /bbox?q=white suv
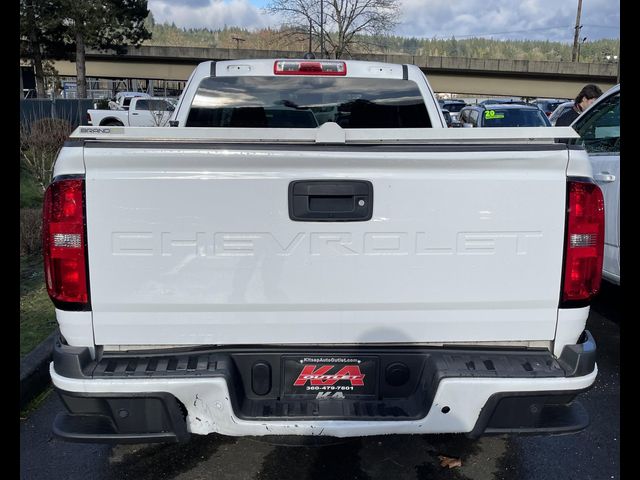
[571,84,620,285]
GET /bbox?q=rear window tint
[442,103,465,112]
[186,76,431,128]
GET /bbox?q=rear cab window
[135,99,175,111]
[186,76,432,128]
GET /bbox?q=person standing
[555,84,603,126]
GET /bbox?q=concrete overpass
[46,45,618,98]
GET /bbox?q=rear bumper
[51,331,597,443]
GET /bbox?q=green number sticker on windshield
[484,110,504,120]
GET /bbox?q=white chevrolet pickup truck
[46,59,603,443]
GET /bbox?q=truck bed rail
[70,124,579,144]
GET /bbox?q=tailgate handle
[289,180,373,222]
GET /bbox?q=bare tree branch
[265,0,399,58]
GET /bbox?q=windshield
[482,108,550,127]
[186,76,431,128]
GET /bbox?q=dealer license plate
[282,355,378,398]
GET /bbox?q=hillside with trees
[143,13,619,63]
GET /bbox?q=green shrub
[20,172,44,209]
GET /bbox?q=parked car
[458,103,551,127]
[532,98,571,117]
[569,84,620,285]
[549,101,574,126]
[438,100,466,123]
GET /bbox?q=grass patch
[20,254,56,358]
[20,168,44,209]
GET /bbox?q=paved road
[20,284,619,480]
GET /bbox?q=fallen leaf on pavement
[438,455,462,469]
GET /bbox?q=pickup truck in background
[87,97,175,127]
[48,59,603,444]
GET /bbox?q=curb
[20,329,59,410]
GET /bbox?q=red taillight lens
[274,60,347,76]
[561,180,605,303]
[43,178,89,307]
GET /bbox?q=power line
[581,24,620,30]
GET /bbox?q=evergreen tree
[20,0,66,97]
[57,0,151,98]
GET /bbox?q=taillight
[561,180,604,304]
[274,60,347,76]
[43,178,90,309]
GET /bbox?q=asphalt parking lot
[20,283,619,480]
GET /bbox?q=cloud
[148,0,619,42]
[149,0,283,30]
[397,0,619,42]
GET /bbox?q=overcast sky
[148,0,619,43]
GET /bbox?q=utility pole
[320,0,324,58]
[571,0,583,62]
[616,43,620,84]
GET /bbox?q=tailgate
[84,143,568,345]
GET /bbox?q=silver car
[549,101,574,126]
